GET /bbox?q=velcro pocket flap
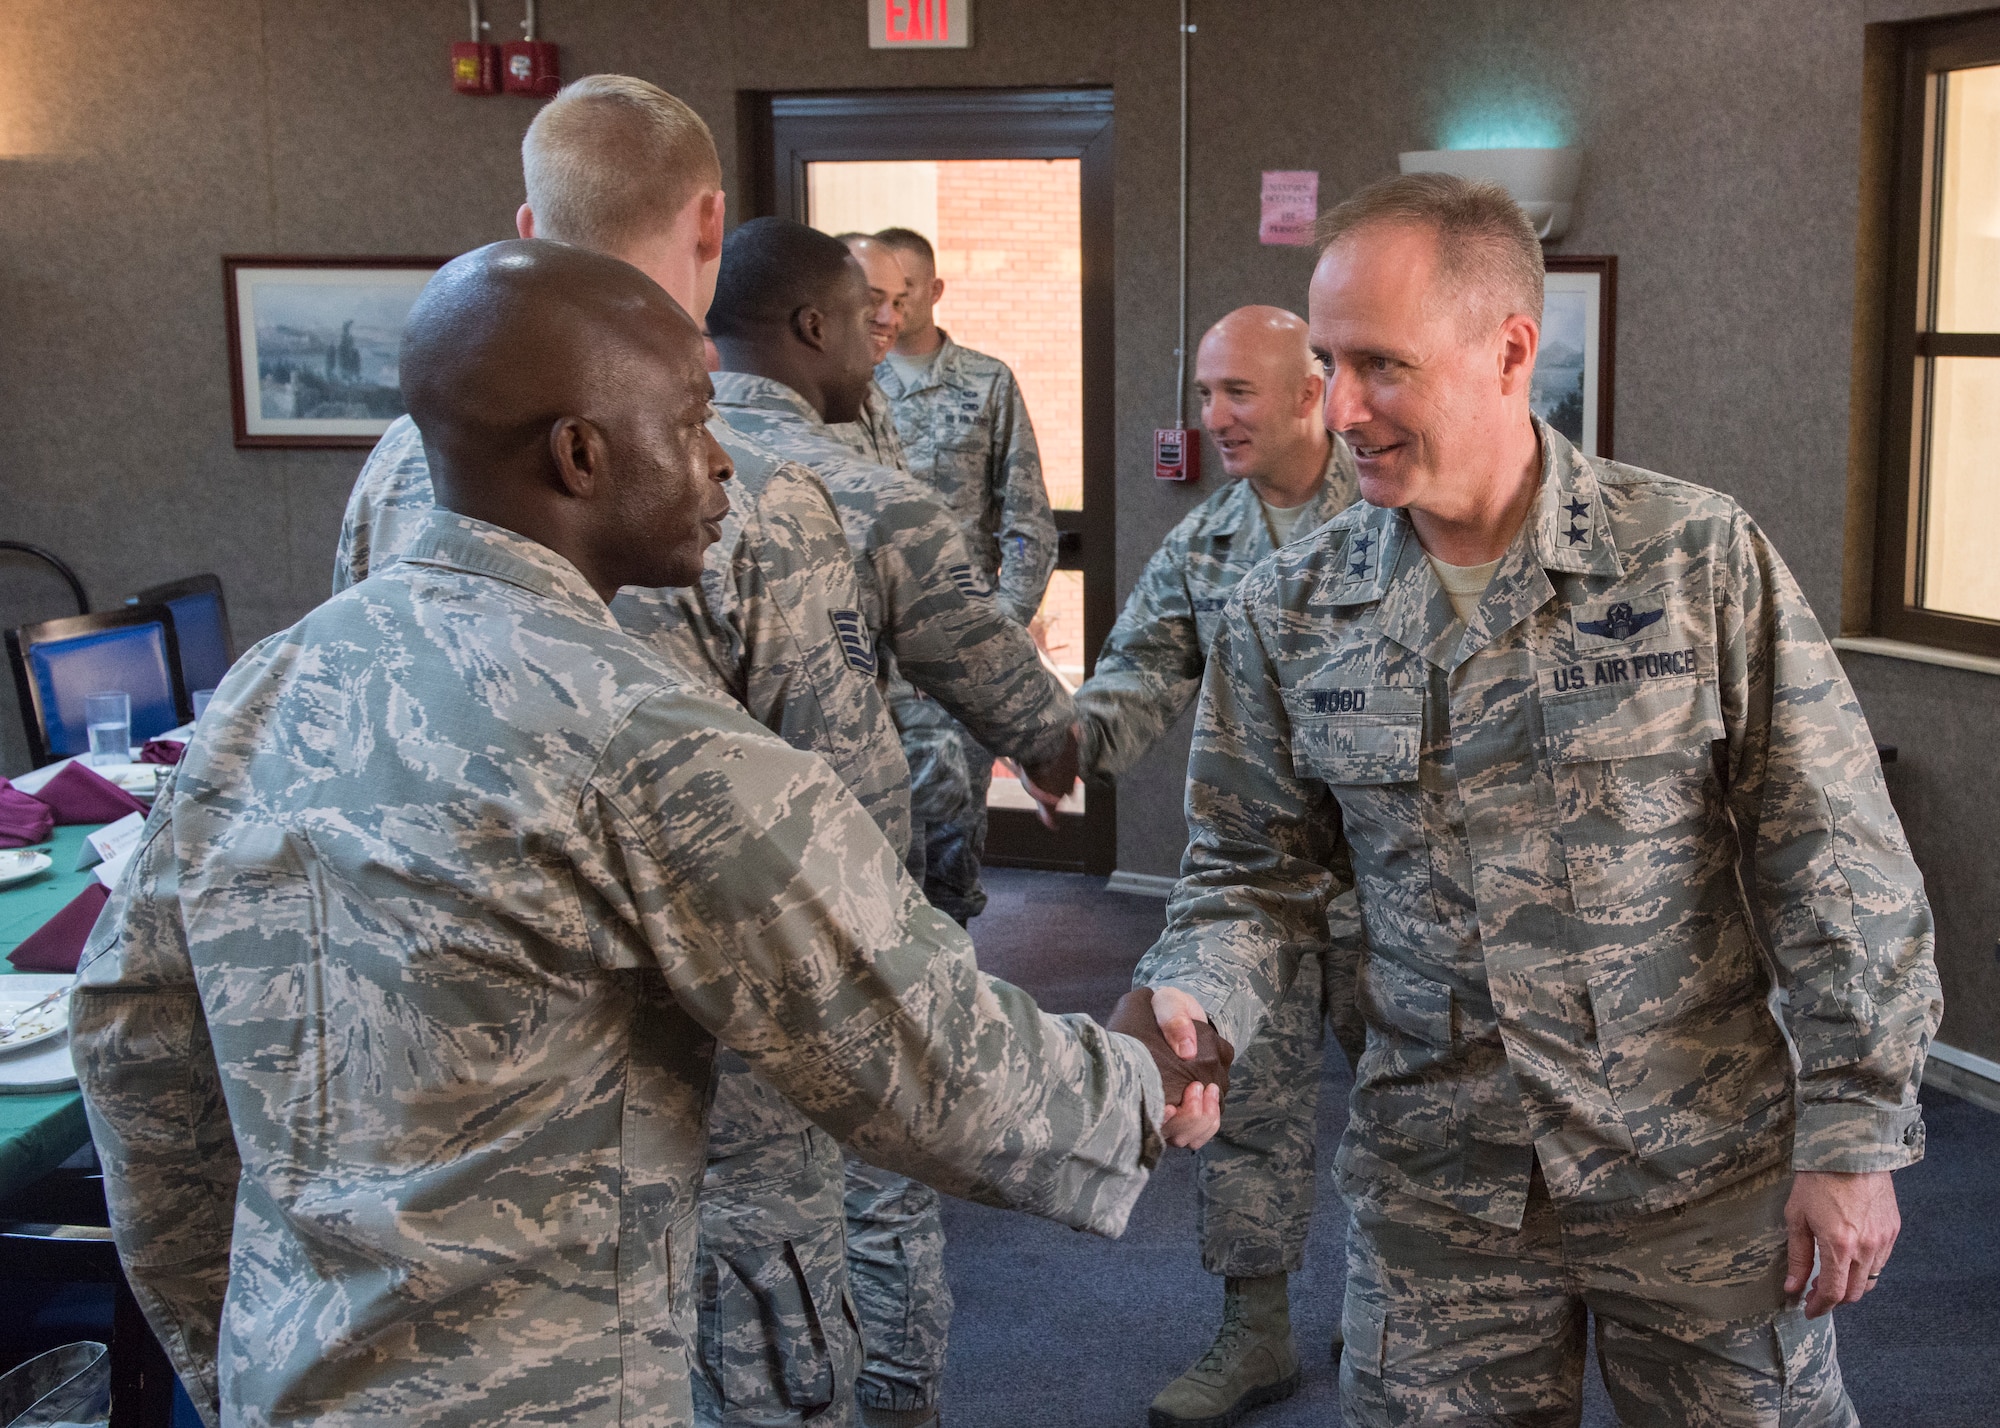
[1290,686,1423,785]
[1542,665,1721,766]
[1358,957,1454,1047]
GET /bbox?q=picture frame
[224,256,450,448]
[1535,255,1617,459]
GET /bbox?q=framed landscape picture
[1534,255,1617,459]
[225,256,449,448]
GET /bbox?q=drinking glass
[192,688,216,721]
[85,691,132,766]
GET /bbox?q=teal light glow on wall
[1438,94,1572,151]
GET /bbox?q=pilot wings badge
[1575,600,1666,642]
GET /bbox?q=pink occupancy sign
[1259,170,1319,246]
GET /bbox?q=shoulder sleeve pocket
[1290,687,1422,785]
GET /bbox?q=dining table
[0,820,101,1202]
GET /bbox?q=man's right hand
[1106,987,1231,1149]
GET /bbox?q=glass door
[758,91,1115,873]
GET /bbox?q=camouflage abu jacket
[877,334,1057,627]
[712,371,1075,770]
[828,378,909,472]
[1078,439,1360,781]
[73,512,1163,1428]
[1138,420,1940,1228]
[334,414,912,858]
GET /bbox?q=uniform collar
[397,512,619,629]
[1206,440,1363,544]
[876,330,960,399]
[1329,419,1621,672]
[711,371,832,435]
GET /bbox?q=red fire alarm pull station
[502,0,561,96]
[452,0,499,94]
[1154,426,1199,482]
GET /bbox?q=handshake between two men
[1108,986,1235,1150]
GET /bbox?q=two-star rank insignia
[1345,530,1378,580]
[1562,497,1591,548]
[829,609,877,676]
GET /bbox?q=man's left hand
[1785,1169,1901,1318]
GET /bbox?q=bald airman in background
[1023,306,1365,1428]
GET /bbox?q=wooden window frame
[1874,9,2000,659]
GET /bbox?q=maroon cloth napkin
[8,881,110,973]
[0,778,55,849]
[32,762,146,825]
[138,740,186,765]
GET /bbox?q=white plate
[0,1032,76,1092]
[0,982,72,1055]
[0,851,53,889]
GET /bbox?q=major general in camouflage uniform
[73,241,1187,1428]
[1037,306,1364,1428]
[873,226,1062,925]
[326,78,935,1428]
[708,217,1084,1428]
[1138,175,1940,1426]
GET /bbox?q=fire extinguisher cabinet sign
[868,0,971,48]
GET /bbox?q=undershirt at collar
[1258,493,1321,549]
[885,345,941,387]
[1426,553,1504,623]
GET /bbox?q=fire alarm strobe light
[1155,426,1199,482]
[452,0,499,94]
[502,0,561,96]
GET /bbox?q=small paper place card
[77,811,146,873]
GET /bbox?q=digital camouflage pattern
[714,370,1083,1408]
[876,334,1056,628]
[1140,419,1940,1232]
[697,1056,862,1428]
[874,336,1058,920]
[1074,442,1364,1278]
[1342,1165,1854,1424]
[888,693,994,927]
[330,414,430,597]
[1076,440,1359,783]
[335,417,926,1424]
[711,372,1075,775]
[828,379,909,474]
[72,512,1164,1428]
[840,1157,953,1414]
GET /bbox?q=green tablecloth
[0,822,101,1201]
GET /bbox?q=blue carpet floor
[944,867,2000,1428]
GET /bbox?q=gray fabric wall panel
[1,0,1992,1053]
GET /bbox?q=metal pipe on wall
[1174,0,1191,427]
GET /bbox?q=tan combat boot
[1147,1274,1301,1428]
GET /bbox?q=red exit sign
[869,0,971,48]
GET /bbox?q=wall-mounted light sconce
[1397,147,1583,242]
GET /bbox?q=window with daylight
[1876,12,2000,657]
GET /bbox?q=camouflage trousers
[844,1155,953,1413]
[696,1054,862,1427]
[890,687,989,925]
[1195,889,1365,1277]
[1340,1162,1857,1427]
